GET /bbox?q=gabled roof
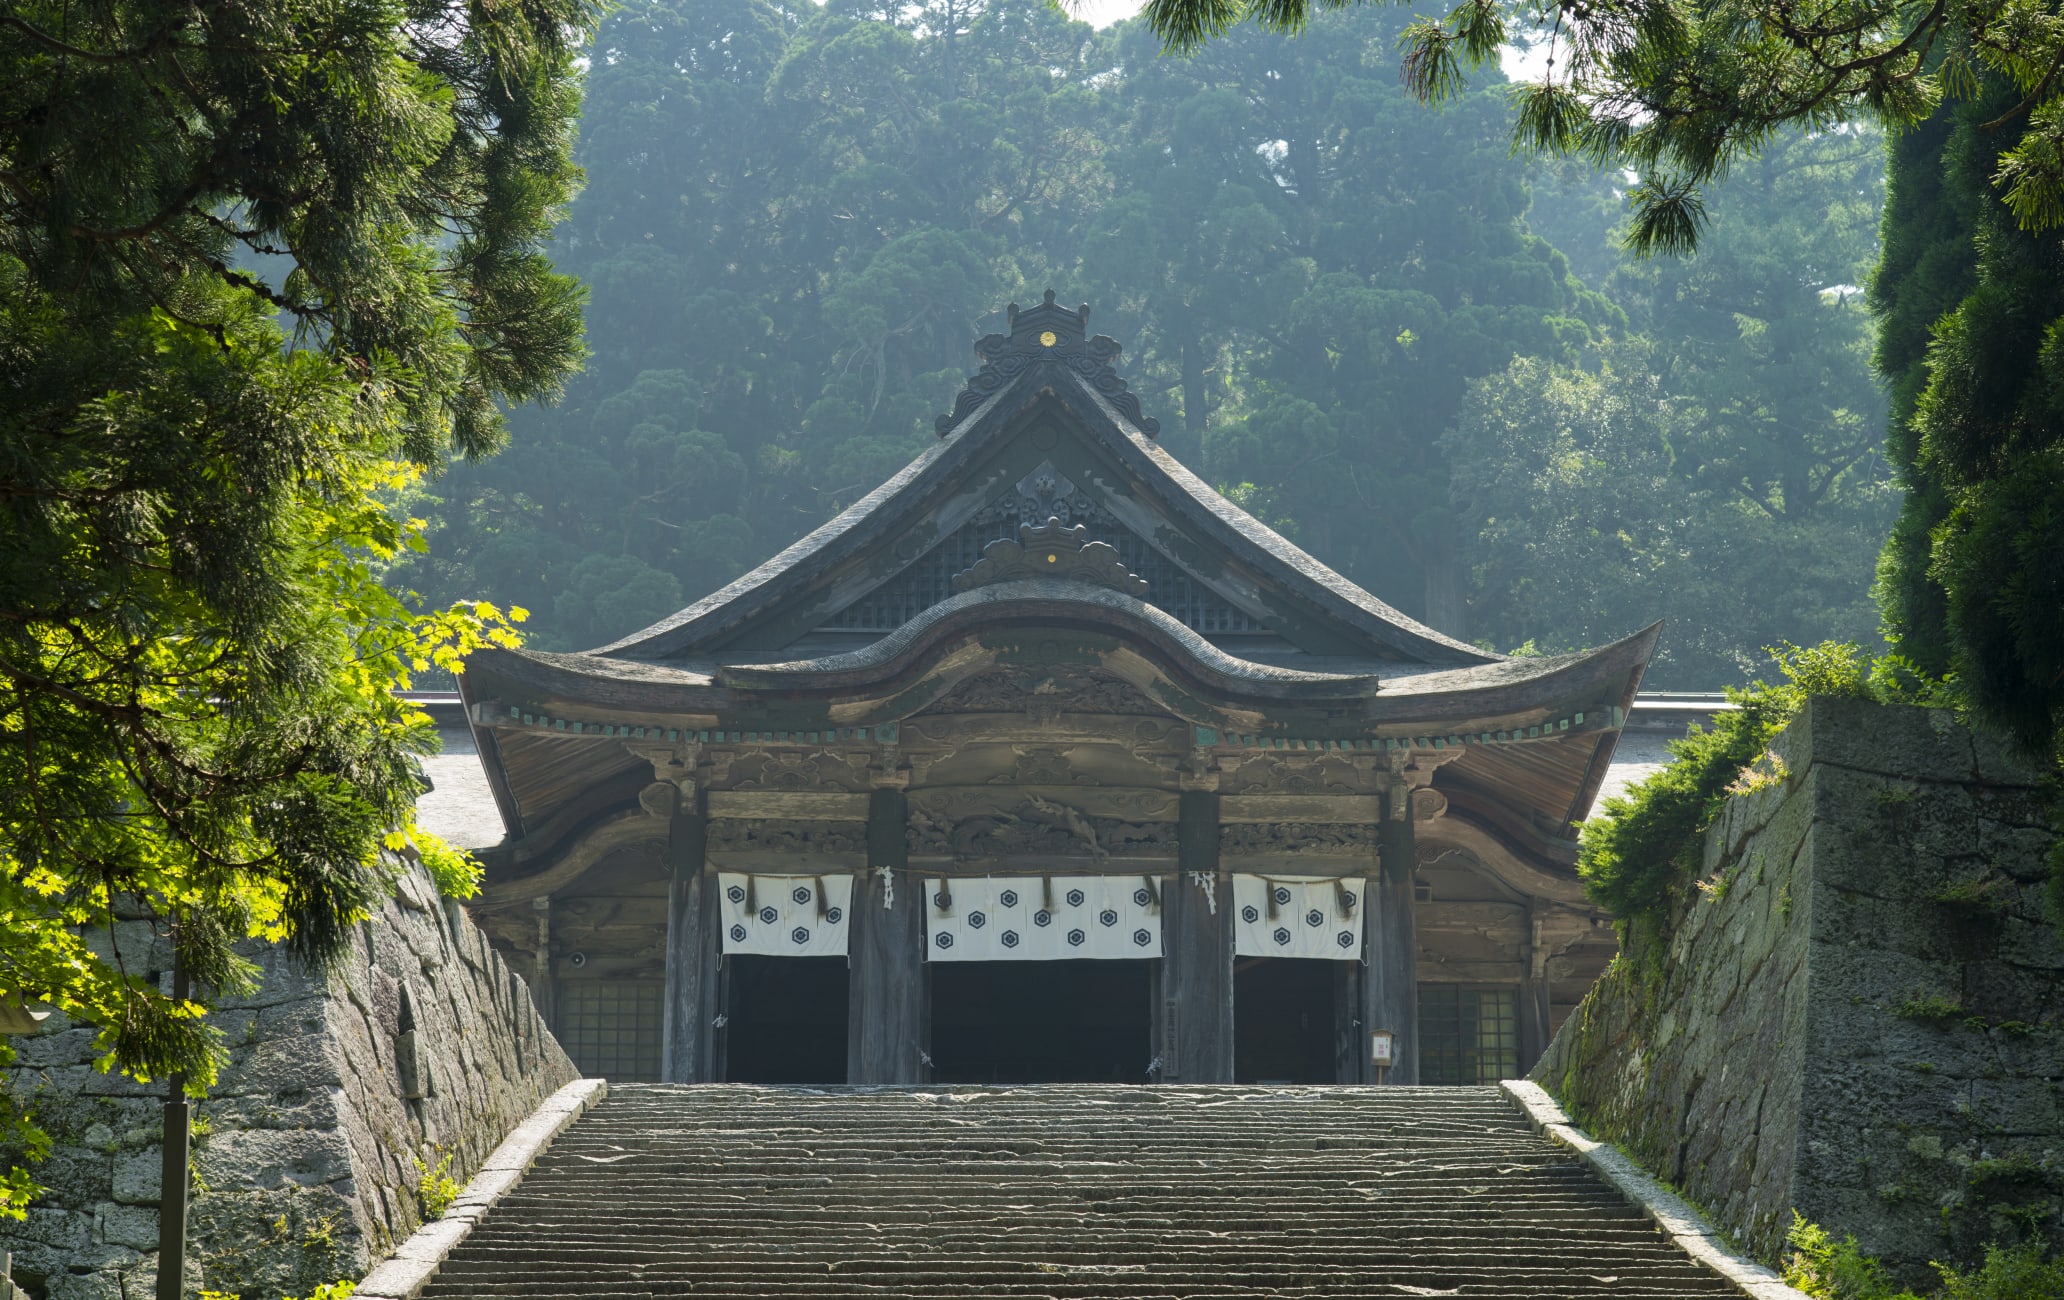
[590,290,1493,666]
[460,293,1661,858]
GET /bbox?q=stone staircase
[420,1084,1738,1299]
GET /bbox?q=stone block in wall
[95,1203,159,1253]
[108,1151,158,1207]
[1536,698,2059,1288]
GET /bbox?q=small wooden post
[848,786,926,1083]
[156,958,189,1300]
[660,788,714,1083]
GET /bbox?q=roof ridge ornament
[934,289,1162,439]
[953,516,1151,597]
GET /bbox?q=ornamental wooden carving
[1216,753,1369,796]
[907,797,1176,862]
[1219,822,1382,856]
[911,784,1177,821]
[928,667,1166,717]
[706,818,866,856]
[934,290,1162,438]
[728,750,870,793]
[953,518,1150,597]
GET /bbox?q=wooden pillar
[1363,786,1419,1083]
[849,786,927,1083]
[661,788,715,1083]
[1163,787,1232,1082]
[1519,897,1553,1073]
[529,896,555,1031]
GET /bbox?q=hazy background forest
[387,0,1897,689]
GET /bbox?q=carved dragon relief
[908,787,1177,862]
[726,749,872,793]
[1219,822,1383,857]
[1215,752,1375,797]
[706,819,867,856]
[953,517,1149,597]
[990,746,1098,787]
[926,666,1169,717]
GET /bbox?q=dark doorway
[929,960,1152,1083]
[1235,958,1340,1084]
[723,956,849,1084]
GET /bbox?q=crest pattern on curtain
[719,873,853,957]
[926,875,1165,961]
[1232,875,1364,960]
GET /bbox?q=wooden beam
[1218,793,1382,824]
[848,787,927,1083]
[1163,789,1232,1083]
[660,794,715,1083]
[1363,790,1418,1084]
[706,790,872,820]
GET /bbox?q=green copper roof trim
[493,704,1601,753]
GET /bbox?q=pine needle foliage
[1145,0,2064,255]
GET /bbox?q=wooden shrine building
[458,292,1655,1088]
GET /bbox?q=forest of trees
[387,0,1897,688]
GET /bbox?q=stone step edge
[1498,1080,1805,1300]
[355,1077,610,1300]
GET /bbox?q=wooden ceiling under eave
[1435,732,1610,851]
[493,729,647,835]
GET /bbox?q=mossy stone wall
[1536,697,2061,1283]
[1,864,577,1300]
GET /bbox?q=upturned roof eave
[460,607,1656,732]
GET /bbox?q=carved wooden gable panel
[821,462,1260,635]
[927,666,1168,717]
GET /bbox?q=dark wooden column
[1162,787,1233,1083]
[1518,897,1553,1073]
[849,786,927,1083]
[529,896,555,1031]
[1363,785,1419,1083]
[660,785,715,1083]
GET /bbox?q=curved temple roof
[461,292,1659,866]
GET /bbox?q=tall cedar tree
[0,0,595,1181]
[1872,83,2064,755]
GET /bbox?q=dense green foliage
[394,0,1893,688]
[1786,1215,2064,1300]
[1577,642,1939,933]
[0,0,594,1216]
[1870,83,2064,760]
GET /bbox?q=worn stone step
[415,1084,1735,1299]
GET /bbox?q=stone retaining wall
[1535,697,2061,1284]
[1,863,578,1300]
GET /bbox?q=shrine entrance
[928,960,1154,1084]
[1234,958,1349,1084]
[721,955,849,1084]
